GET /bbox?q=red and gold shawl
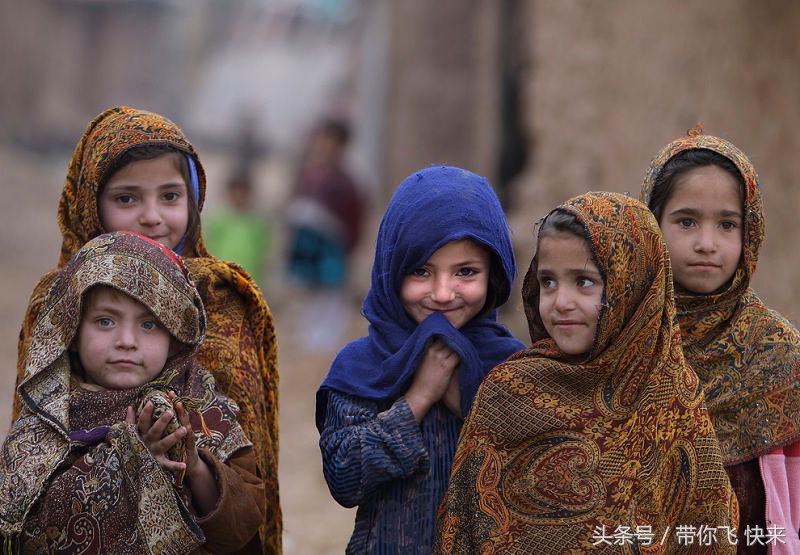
[13,106,281,554]
[1,231,255,553]
[641,127,800,466]
[434,192,737,554]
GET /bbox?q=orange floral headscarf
[56,106,209,264]
[641,126,800,465]
[15,106,281,554]
[434,192,737,554]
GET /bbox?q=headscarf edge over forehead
[57,106,208,266]
[25,231,205,381]
[317,165,525,427]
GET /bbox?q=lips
[110,359,139,366]
[687,261,720,270]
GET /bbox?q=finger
[137,401,155,433]
[126,405,137,425]
[174,401,190,427]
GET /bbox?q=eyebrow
[667,206,742,219]
[103,182,186,191]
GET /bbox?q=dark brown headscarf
[1,231,252,553]
[641,127,800,466]
[434,192,737,554]
[14,106,281,553]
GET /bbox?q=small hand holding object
[127,390,189,484]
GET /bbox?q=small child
[315,165,526,554]
[0,231,265,553]
[434,192,738,554]
[641,126,800,554]
[204,172,272,289]
[13,106,281,552]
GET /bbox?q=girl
[1,231,264,553]
[13,106,281,554]
[315,165,526,554]
[434,192,738,554]
[641,126,800,554]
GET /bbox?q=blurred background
[2,1,800,553]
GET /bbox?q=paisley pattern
[13,106,281,553]
[434,192,737,554]
[0,231,251,554]
[641,127,800,465]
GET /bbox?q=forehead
[537,232,596,269]
[104,153,186,186]
[668,166,743,211]
[83,285,144,311]
[425,239,490,263]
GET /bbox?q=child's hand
[127,400,188,479]
[405,338,460,423]
[442,369,462,418]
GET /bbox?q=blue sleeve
[318,390,430,508]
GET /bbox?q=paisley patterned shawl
[641,127,800,465]
[434,192,737,554]
[1,231,251,553]
[13,106,281,553]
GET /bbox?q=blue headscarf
[316,165,525,429]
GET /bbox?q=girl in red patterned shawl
[642,126,800,554]
[0,231,265,553]
[434,192,737,554]
[12,106,281,554]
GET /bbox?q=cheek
[399,279,420,307]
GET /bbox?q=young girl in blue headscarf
[315,165,525,554]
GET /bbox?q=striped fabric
[320,392,461,554]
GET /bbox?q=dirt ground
[0,145,360,554]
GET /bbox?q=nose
[431,275,456,304]
[138,198,163,227]
[694,226,717,253]
[553,287,576,312]
[115,324,138,350]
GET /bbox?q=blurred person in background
[284,116,366,352]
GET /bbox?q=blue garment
[316,165,525,554]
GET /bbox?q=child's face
[98,153,189,251]
[537,232,604,356]
[75,287,175,390]
[400,239,490,329]
[658,165,743,294]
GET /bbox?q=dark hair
[481,251,509,317]
[648,148,745,222]
[537,209,587,242]
[318,118,351,145]
[99,145,202,253]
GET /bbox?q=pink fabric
[761,441,800,554]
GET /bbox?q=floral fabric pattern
[434,192,737,554]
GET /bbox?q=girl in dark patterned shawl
[12,106,281,554]
[434,192,737,554]
[641,126,800,554]
[316,165,526,554]
[0,231,265,554]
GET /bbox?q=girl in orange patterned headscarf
[13,106,281,554]
[434,192,737,554]
[642,126,800,554]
